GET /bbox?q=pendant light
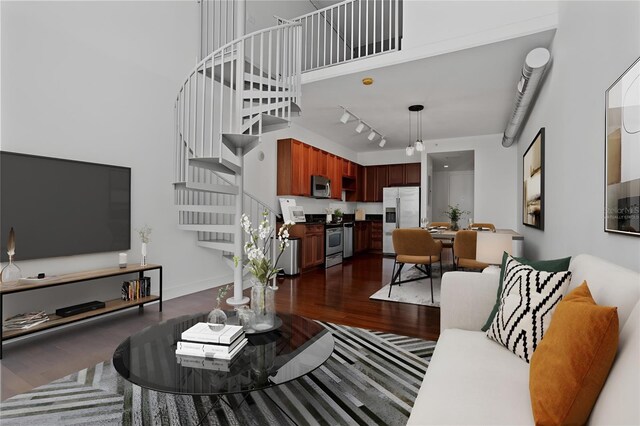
[407,104,425,156]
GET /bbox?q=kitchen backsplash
[277,196,383,217]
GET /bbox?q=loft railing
[174,21,302,185]
[281,0,402,73]
[199,0,237,60]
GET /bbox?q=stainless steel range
[325,225,343,268]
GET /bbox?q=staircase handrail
[176,20,302,95]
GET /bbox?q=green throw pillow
[480,252,572,331]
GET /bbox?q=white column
[228,146,249,306]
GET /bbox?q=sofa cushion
[486,256,572,363]
[530,282,618,425]
[481,252,571,331]
[588,301,640,425]
[408,329,533,425]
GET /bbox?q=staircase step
[176,204,236,214]
[242,100,294,115]
[243,89,290,99]
[179,224,236,234]
[190,157,241,175]
[242,113,290,134]
[221,133,261,154]
[173,181,239,195]
[197,239,235,251]
[244,73,283,89]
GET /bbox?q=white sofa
[407,254,640,425]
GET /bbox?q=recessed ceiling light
[444,164,449,168]
[362,77,373,86]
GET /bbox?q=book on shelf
[121,277,151,301]
[181,323,244,345]
[178,334,246,354]
[176,354,233,372]
[175,338,247,361]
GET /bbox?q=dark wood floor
[0,253,441,401]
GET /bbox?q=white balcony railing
[282,0,402,73]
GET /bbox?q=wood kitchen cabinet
[289,223,324,271]
[370,221,383,251]
[328,154,342,199]
[354,221,371,254]
[387,163,421,187]
[277,139,310,196]
[363,165,388,202]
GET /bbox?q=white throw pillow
[486,255,572,363]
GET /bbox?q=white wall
[0,1,231,319]
[423,134,518,229]
[515,1,640,271]
[432,170,474,223]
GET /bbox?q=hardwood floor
[0,253,441,401]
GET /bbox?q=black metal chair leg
[388,261,404,297]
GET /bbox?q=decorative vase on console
[208,284,230,326]
[236,211,294,331]
[137,225,152,267]
[0,227,21,283]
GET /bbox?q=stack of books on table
[176,323,247,361]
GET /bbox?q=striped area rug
[0,322,435,425]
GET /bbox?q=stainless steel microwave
[311,175,331,198]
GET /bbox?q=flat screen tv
[1,151,131,261]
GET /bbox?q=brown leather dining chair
[388,228,442,303]
[453,230,490,271]
[470,223,496,232]
[428,222,454,268]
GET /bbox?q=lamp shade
[476,232,512,265]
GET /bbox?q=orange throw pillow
[530,281,618,425]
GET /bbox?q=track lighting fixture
[340,110,350,124]
[338,106,387,149]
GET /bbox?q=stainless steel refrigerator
[383,186,421,254]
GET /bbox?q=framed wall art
[605,57,640,237]
[523,128,544,229]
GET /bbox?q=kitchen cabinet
[277,139,310,196]
[370,221,383,251]
[387,163,421,187]
[328,154,342,199]
[342,159,356,178]
[289,223,324,270]
[364,165,388,202]
[354,221,371,254]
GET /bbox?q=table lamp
[476,233,512,266]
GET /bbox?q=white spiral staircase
[174,0,401,302]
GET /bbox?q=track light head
[379,138,386,147]
[368,131,377,141]
[340,110,350,124]
[355,121,365,133]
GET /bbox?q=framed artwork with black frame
[523,128,544,229]
[605,57,640,237]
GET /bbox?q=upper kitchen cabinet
[387,163,421,186]
[327,154,342,199]
[277,138,311,196]
[364,165,388,202]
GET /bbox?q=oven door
[325,227,343,256]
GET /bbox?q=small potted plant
[333,208,343,223]
[444,205,470,231]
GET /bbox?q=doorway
[427,151,475,226]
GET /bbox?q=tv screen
[1,152,131,261]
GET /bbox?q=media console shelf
[0,263,162,358]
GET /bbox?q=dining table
[424,227,524,257]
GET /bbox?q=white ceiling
[294,30,556,152]
[429,150,474,172]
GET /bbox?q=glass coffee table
[113,312,334,422]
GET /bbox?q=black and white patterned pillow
[486,255,572,363]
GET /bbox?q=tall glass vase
[250,280,275,331]
[1,255,21,283]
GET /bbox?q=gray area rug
[370,266,443,307]
[0,322,435,425]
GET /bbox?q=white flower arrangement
[235,211,294,285]
[137,225,152,244]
